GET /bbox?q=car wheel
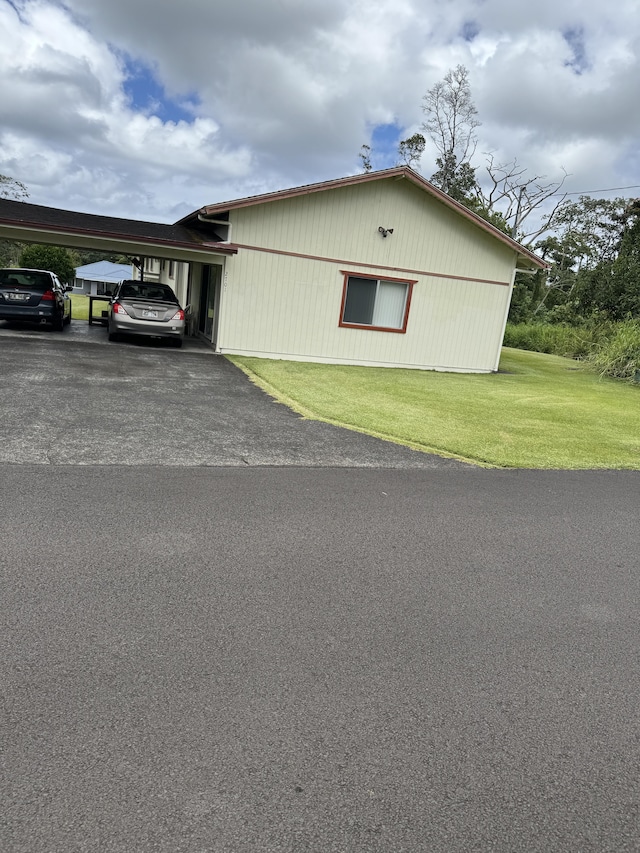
[172,338,183,349]
[53,311,65,332]
[107,319,119,342]
[64,304,72,325]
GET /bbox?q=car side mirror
[65,284,74,291]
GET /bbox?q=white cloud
[0,0,253,218]
[0,0,639,223]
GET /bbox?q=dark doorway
[198,265,222,345]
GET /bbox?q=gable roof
[180,167,547,270]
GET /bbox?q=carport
[0,197,236,339]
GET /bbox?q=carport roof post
[0,198,237,264]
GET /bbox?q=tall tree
[397,133,425,169]
[421,66,567,244]
[421,64,480,197]
[431,152,480,206]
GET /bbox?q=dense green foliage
[503,322,609,359]
[586,322,640,381]
[510,198,640,324]
[18,244,76,284]
[506,197,640,380]
[505,320,640,382]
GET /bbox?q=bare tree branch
[478,155,569,243]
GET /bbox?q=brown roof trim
[181,167,547,269]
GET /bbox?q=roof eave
[0,216,238,258]
[181,167,547,270]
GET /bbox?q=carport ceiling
[0,198,237,263]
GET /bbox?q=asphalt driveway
[0,320,467,468]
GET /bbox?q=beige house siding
[215,177,517,372]
[229,179,515,284]
[218,252,512,372]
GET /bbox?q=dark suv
[0,268,72,330]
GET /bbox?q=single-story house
[175,167,546,372]
[0,167,546,372]
[74,260,133,296]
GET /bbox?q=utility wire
[550,185,640,197]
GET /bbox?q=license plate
[142,309,158,318]
[7,292,28,301]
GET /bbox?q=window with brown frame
[339,273,414,332]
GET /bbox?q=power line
[552,185,640,197]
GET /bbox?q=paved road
[1,325,640,852]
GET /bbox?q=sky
[1,0,640,226]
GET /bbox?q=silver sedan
[108,280,185,347]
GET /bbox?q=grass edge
[227,356,497,468]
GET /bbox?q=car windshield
[0,270,52,290]
[119,283,178,302]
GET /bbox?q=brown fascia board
[182,167,547,270]
[0,198,237,256]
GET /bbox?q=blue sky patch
[460,20,480,42]
[562,27,589,74]
[369,122,403,169]
[122,58,197,123]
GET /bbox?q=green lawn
[229,349,640,469]
[69,293,110,322]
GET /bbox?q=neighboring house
[171,167,547,372]
[74,261,133,296]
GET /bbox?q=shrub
[503,323,610,359]
[587,321,640,381]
